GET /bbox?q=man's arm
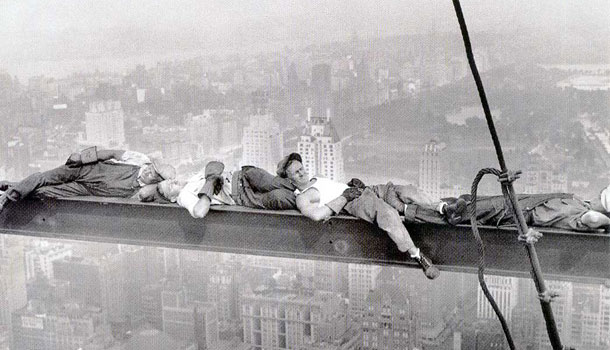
[66,148,127,167]
[296,190,346,222]
[177,189,212,219]
[96,149,126,162]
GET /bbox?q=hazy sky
[1,1,608,78]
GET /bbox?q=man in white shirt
[157,161,234,218]
[156,161,296,218]
[277,153,440,280]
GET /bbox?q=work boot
[0,181,10,191]
[411,249,440,280]
[443,198,468,225]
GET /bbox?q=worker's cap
[151,159,176,181]
[600,184,610,212]
[205,161,225,178]
[276,153,302,178]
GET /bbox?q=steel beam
[0,197,608,282]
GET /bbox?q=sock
[437,202,447,215]
[409,248,421,259]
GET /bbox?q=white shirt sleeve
[176,174,207,218]
[177,190,200,218]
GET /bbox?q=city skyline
[1,1,610,81]
[1,2,610,349]
[5,235,609,350]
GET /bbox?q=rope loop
[469,167,515,349]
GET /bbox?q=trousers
[343,184,417,252]
[232,166,296,210]
[5,162,141,201]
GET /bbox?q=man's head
[140,160,176,185]
[157,179,187,202]
[598,184,610,213]
[277,153,309,189]
[581,210,610,230]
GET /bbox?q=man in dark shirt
[0,147,175,212]
[389,190,610,232]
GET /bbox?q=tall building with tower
[241,114,284,174]
[84,100,125,148]
[297,108,344,182]
[419,140,441,200]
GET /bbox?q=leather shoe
[413,250,440,280]
[0,181,10,191]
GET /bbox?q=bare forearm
[302,197,346,221]
[192,195,212,219]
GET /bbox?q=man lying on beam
[393,188,610,233]
[276,153,440,280]
[0,147,175,212]
[154,161,297,218]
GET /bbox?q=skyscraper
[11,302,103,350]
[313,261,348,296]
[476,276,518,323]
[419,140,441,200]
[348,264,382,317]
[53,253,128,324]
[185,109,240,156]
[361,284,419,350]
[141,283,164,330]
[84,100,125,148]
[517,169,569,194]
[207,263,240,336]
[241,288,347,349]
[310,63,332,118]
[297,108,344,182]
[0,237,27,327]
[24,241,72,282]
[241,114,283,174]
[161,285,219,348]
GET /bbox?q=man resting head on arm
[277,153,440,280]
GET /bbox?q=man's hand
[198,175,224,199]
[65,146,98,168]
[137,184,159,202]
[65,152,83,168]
[341,187,363,202]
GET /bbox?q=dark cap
[276,153,302,178]
[205,161,225,178]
